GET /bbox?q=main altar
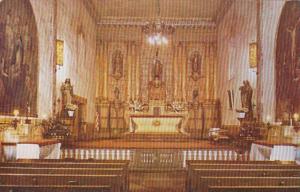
[129,99,187,133]
[95,42,220,139]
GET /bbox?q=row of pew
[186,160,300,192]
[0,159,129,192]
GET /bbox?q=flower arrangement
[65,103,77,111]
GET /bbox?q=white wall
[29,0,98,123]
[56,0,97,122]
[30,0,55,119]
[217,0,257,125]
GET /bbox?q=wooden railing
[61,148,250,169]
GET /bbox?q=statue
[61,78,76,110]
[113,87,120,101]
[148,50,166,101]
[239,80,253,119]
[153,58,162,80]
[112,50,123,80]
[149,77,166,100]
[190,51,201,81]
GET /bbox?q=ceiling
[90,0,232,23]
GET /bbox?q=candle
[13,109,19,117]
[293,113,299,122]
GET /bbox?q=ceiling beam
[97,17,216,28]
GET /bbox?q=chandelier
[142,0,175,46]
[142,21,174,45]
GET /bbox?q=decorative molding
[97,17,216,28]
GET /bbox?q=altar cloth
[130,115,183,133]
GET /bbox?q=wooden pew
[0,185,112,192]
[208,186,300,192]
[186,160,282,166]
[0,173,122,192]
[188,169,300,192]
[0,160,130,192]
[186,160,300,192]
[0,167,127,191]
[196,176,300,192]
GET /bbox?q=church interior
[0,0,300,191]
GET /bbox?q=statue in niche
[148,50,166,101]
[238,80,253,119]
[190,51,202,81]
[153,58,163,81]
[112,50,123,80]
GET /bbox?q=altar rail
[60,148,250,169]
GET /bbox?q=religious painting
[249,42,257,68]
[111,50,123,80]
[276,1,300,121]
[56,40,64,66]
[189,51,202,81]
[0,0,38,116]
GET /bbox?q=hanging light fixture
[142,0,174,46]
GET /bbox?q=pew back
[0,173,122,192]
[0,185,112,192]
[197,177,300,192]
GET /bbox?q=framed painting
[249,42,257,68]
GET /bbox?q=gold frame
[249,42,257,68]
[56,40,64,66]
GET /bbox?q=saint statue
[190,51,201,81]
[61,78,73,108]
[153,58,162,80]
[112,50,123,80]
[239,80,253,119]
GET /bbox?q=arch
[0,0,39,116]
[275,1,300,122]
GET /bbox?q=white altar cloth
[250,141,298,161]
[130,115,183,133]
[2,139,61,160]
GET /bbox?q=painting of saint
[0,0,38,116]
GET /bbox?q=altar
[130,115,183,133]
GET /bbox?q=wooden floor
[130,170,186,192]
[64,139,234,150]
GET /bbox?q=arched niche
[0,0,38,116]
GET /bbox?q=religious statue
[190,51,202,81]
[148,50,166,101]
[149,77,166,100]
[153,58,163,80]
[113,87,120,101]
[112,50,123,80]
[61,78,76,110]
[239,80,253,119]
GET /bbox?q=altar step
[122,133,192,142]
